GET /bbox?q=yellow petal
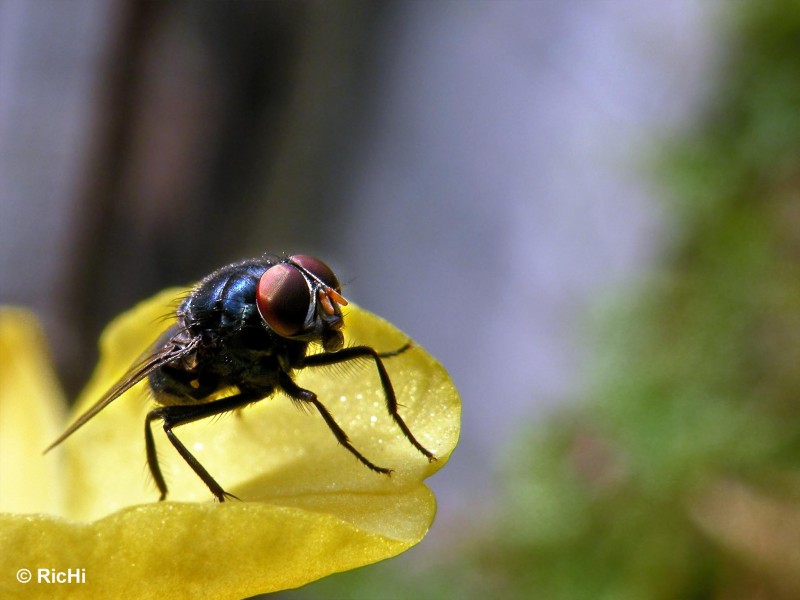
[0,493,430,599]
[0,309,66,514]
[2,288,460,598]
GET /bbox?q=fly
[45,254,435,501]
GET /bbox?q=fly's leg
[376,341,412,359]
[300,345,436,462]
[278,371,393,475]
[145,393,258,502]
[144,414,168,500]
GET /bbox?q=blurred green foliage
[278,0,800,598]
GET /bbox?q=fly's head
[256,255,347,352]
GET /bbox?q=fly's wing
[44,332,202,453]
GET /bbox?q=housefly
[46,254,435,502]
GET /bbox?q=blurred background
[6,0,800,598]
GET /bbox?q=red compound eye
[289,254,341,292]
[256,263,310,337]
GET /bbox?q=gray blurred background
[0,0,720,557]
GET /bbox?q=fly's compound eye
[289,254,348,316]
[289,255,341,292]
[256,263,311,337]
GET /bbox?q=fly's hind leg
[145,393,258,502]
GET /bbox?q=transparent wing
[44,332,202,453]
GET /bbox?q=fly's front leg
[145,393,258,502]
[300,345,436,462]
[278,371,392,475]
[376,341,411,359]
